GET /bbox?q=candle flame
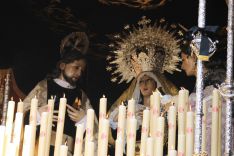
[51,95,53,99]
[106,114,109,119]
[11,97,13,101]
[63,93,66,98]
[19,98,22,102]
[189,104,192,111]
[102,94,105,98]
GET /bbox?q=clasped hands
[38,103,85,124]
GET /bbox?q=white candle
[154,116,165,156]
[38,112,49,156]
[117,104,126,140]
[29,97,38,126]
[29,96,38,156]
[150,91,161,136]
[145,137,154,156]
[99,95,107,120]
[168,149,177,156]
[202,100,207,152]
[85,109,94,141]
[12,112,23,155]
[98,118,109,156]
[59,144,68,156]
[5,142,17,156]
[186,108,194,156]
[45,98,55,156]
[84,141,95,156]
[178,89,187,134]
[127,118,137,156]
[74,124,84,156]
[127,98,135,118]
[85,109,94,155]
[140,109,150,156]
[0,126,6,156]
[98,95,107,156]
[168,105,176,151]
[177,134,185,156]
[5,100,15,145]
[211,89,219,156]
[17,100,24,113]
[22,125,32,156]
[115,138,123,156]
[218,94,222,156]
[54,96,67,156]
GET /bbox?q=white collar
[53,78,76,89]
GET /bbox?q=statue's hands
[66,104,85,123]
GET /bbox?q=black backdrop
[0,0,228,113]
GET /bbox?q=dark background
[0,0,228,113]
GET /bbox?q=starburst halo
[106,16,184,83]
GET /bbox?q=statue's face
[60,59,86,86]
[139,75,157,97]
[181,53,196,77]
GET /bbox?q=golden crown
[106,16,184,83]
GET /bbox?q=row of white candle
[0,88,222,156]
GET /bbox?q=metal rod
[194,0,206,153]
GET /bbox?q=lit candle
[177,134,185,156]
[178,89,187,134]
[115,138,123,156]
[168,105,176,151]
[211,89,219,156]
[202,100,207,152]
[38,112,49,156]
[98,118,109,156]
[54,96,67,156]
[5,99,15,145]
[59,144,68,156]
[117,104,126,140]
[45,98,55,156]
[22,125,32,156]
[12,112,23,155]
[0,126,6,156]
[145,137,154,156]
[150,91,160,136]
[127,118,137,156]
[17,99,24,113]
[168,149,177,156]
[186,106,194,156]
[154,116,165,156]
[98,95,107,156]
[99,95,107,120]
[140,109,150,156]
[84,141,95,156]
[74,123,84,156]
